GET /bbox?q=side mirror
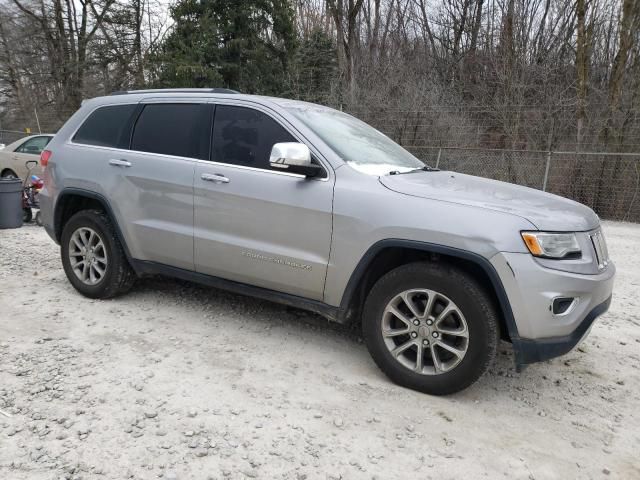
[269,142,322,177]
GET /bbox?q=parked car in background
[40,89,615,395]
[0,134,53,179]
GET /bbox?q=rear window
[73,104,137,148]
[131,103,211,160]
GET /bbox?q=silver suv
[40,89,615,395]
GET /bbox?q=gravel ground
[0,221,639,480]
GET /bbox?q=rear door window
[73,104,138,148]
[15,136,52,155]
[212,105,296,170]
[131,103,211,160]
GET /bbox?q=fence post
[542,150,552,191]
[435,148,442,169]
[34,107,42,134]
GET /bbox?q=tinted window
[212,105,295,169]
[15,136,51,155]
[73,104,137,148]
[131,103,211,159]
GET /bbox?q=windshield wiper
[389,165,439,175]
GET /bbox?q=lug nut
[432,332,439,338]
[411,332,418,338]
[426,320,433,326]
[422,340,429,346]
[413,320,420,326]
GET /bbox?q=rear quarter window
[15,136,52,155]
[73,104,138,148]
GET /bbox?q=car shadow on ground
[120,274,540,395]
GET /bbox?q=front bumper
[491,252,615,366]
[514,295,611,364]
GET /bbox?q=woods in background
[1,0,639,153]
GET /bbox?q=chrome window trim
[192,157,310,179]
[65,99,333,183]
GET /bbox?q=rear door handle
[201,173,230,184]
[109,159,132,167]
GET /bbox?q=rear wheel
[362,262,499,395]
[23,208,32,223]
[1,170,18,179]
[60,210,135,298]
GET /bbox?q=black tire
[1,170,18,179]
[362,262,499,395]
[23,208,33,223]
[60,209,136,299]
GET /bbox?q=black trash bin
[0,177,23,229]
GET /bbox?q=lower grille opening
[552,297,575,315]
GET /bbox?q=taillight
[40,149,52,167]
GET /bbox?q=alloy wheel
[68,227,108,285]
[381,288,469,375]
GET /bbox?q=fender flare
[54,187,135,265]
[338,239,526,364]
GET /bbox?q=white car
[0,134,54,179]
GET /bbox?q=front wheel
[362,262,499,395]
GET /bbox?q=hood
[379,170,599,231]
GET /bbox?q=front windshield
[286,105,425,176]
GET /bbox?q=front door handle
[109,159,132,167]
[201,173,230,184]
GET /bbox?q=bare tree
[9,0,117,111]
[576,0,589,148]
[326,0,365,103]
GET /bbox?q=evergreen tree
[288,29,338,105]
[154,0,296,95]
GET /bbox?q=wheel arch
[338,240,521,345]
[54,188,134,263]
[1,168,18,178]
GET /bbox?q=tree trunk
[470,0,484,54]
[576,0,588,149]
[602,0,640,146]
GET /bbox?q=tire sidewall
[363,263,497,394]
[60,212,119,298]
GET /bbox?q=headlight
[521,232,581,259]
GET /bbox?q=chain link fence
[0,129,31,146]
[410,146,640,222]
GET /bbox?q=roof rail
[110,88,240,96]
